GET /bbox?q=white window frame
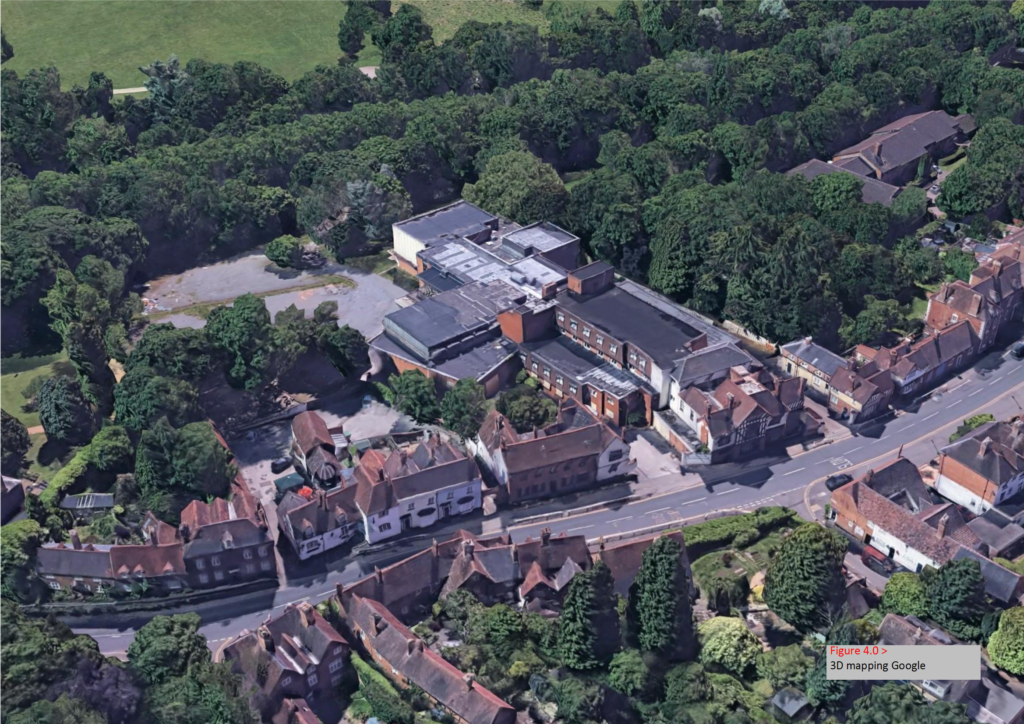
[211,556,221,567]
[329,658,344,673]
[308,673,319,687]
[195,559,205,570]
[243,549,252,560]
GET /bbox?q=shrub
[696,617,761,676]
[683,507,797,557]
[880,573,928,617]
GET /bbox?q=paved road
[77,344,1024,655]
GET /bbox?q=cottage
[291,411,348,485]
[933,420,1024,514]
[277,485,361,560]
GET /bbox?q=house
[779,337,847,398]
[368,280,524,396]
[36,529,188,595]
[856,320,978,397]
[932,420,1024,514]
[831,111,976,186]
[440,536,519,605]
[515,528,591,611]
[277,485,361,560]
[670,365,811,463]
[1,475,25,524]
[826,360,894,423]
[473,400,634,505]
[176,478,276,589]
[786,158,901,207]
[291,411,349,486]
[344,594,517,724]
[829,458,968,572]
[966,506,1024,559]
[771,687,812,722]
[953,547,1024,606]
[926,242,1024,352]
[353,434,482,544]
[219,602,349,720]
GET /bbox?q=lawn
[1,352,74,428]
[3,0,619,90]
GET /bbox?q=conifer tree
[628,535,695,661]
[559,561,620,669]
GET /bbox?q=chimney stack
[937,513,949,539]
[464,673,475,690]
[980,437,993,457]
[462,539,475,559]
[70,530,82,550]
[299,602,316,628]
[540,527,551,546]
[257,626,274,653]
[863,469,874,484]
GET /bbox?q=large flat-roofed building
[369,281,525,395]
[418,235,568,299]
[391,200,506,274]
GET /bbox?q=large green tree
[206,293,273,390]
[463,150,568,224]
[377,370,441,424]
[1,409,30,475]
[127,613,210,685]
[988,606,1024,675]
[763,524,847,631]
[441,378,488,441]
[559,560,620,670]
[114,366,200,431]
[696,616,761,676]
[37,376,95,445]
[848,682,969,724]
[880,572,929,618]
[924,558,988,641]
[628,534,695,660]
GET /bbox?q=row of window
[372,485,476,523]
[195,546,269,570]
[559,314,619,354]
[197,559,273,584]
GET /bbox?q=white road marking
[569,525,594,532]
[784,467,806,476]
[969,388,983,397]
[902,423,915,430]
[648,506,672,514]
[717,488,738,495]
[948,399,962,406]
[608,516,634,524]
[688,497,707,504]
[923,412,939,421]
[991,376,1005,385]
[846,446,862,454]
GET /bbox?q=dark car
[270,457,292,474]
[1011,342,1024,360]
[861,547,897,576]
[825,473,854,491]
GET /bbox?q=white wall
[597,437,635,481]
[934,473,989,514]
[393,226,424,267]
[292,522,359,561]
[868,525,937,573]
[363,477,482,544]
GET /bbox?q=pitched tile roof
[891,321,976,380]
[443,540,518,595]
[941,420,1024,487]
[291,411,334,456]
[834,111,973,176]
[37,541,113,579]
[878,613,948,646]
[829,361,893,406]
[780,337,846,377]
[516,531,591,574]
[347,595,516,724]
[110,542,185,578]
[786,158,901,206]
[953,547,1022,604]
[916,503,984,552]
[279,485,360,541]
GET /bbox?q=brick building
[932,419,1024,515]
[277,485,361,560]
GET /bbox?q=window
[609,344,617,354]
[951,313,959,323]
[446,491,454,500]
[596,335,604,345]
[583,327,591,338]
[532,361,538,371]
[570,321,578,331]
[195,559,205,570]
[569,385,577,394]
[428,496,435,504]
[465,486,473,494]
[308,674,319,687]
[557,313,565,322]
[578,459,587,468]
[609,449,624,462]
[549,466,557,473]
[543,367,551,378]
[246,563,256,574]
[211,556,221,567]
[408,503,415,511]
[282,677,292,687]
[329,658,344,673]
[214,570,225,582]
[555,376,563,385]
[49,580,61,590]
[243,549,253,560]
[258,547,268,557]
[629,352,637,362]
[639,359,646,370]
[379,522,392,532]
[199,573,209,584]
[261,560,272,571]
[830,394,839,404]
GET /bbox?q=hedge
[38,426,132,508]
[682,507,797,558]
[351,653,414,724]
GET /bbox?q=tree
[988,606,1024,675]
[37,376,95,445]
[2,409,30,475]
[1,31,12,63]
[127,614,210,685]
[608,649,651,698]
[880,572,929,617]
[496,386,557,432]
[441,379,488,440]
[848,682,970,724]
[943,247,978,282]
[484,604,524,659]
[763,524,847,631]
[206,293,272,390]
[628,534,695,660]
[559,560,620,670]
[554,676,604,724]
[377,370,440,424]
[924,558,988,640]
[840,296,908,348]
[317,323,369,376]
[8,695,106,724]
[463,151,568,225]
[264,235,304,268]
[125,324,211,381]
[756,644,813,691]
[114,366,199,431]
[338,0,390,58]
[696,616,761,676]
[139,660,258,724]
[703,570,750,615]
[663,662,712,718]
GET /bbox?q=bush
[988,607,1024,675]
[683,507,797,557]
[703,570,750,615]
[880,573,928,617]
[696,617,761,676]
[351,653,413,724]
[265,235,303,268]
[950,414,995,443]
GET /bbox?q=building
[515,528,591,611]
[926,241,1024,352]
[829,458,989,572]
[290,411,349,486]
[277,485,361,560]
[779,337,847,399]
[345,594,517,724]
[440,536,519,606]
[1,475,25,524]
[831,111,976,186]
[369,280,524,396]
[219,602,349,720]
[670,365,810,463]
[593,531,695,598]
[473,400,634,505]
[786,158,901,207]
[826,359,895,423]
[353,434,482,544]
[932,420,1024,514]
[855,320,978,397]
[175,478,276,589]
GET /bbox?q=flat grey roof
[384,281,524,349]
[394,200,495,242]
[372,332,516,382]
[502,221,577,254]
[524,336,642,399]
[420,237,566,296]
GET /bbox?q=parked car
[929,185,940,193]
[825,473,854,491]
[1011,342,1024,360]
[861,546,897,575]
[271,457,292,474]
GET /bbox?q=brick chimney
[70,530,82,550]
[257,626,274,652]
[540,527,551,546]
[462,539,475,559]
[937,513,949,539]
[863,469,874,484]
[407,637,423,654]
[375,566,383,584]
[299,602,316,628]
[980,437,993,458]
[463,673,475,690]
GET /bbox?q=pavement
[75,341,1024,656]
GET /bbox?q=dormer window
[951,313,959,322]
[639,359,646,370]
[532,361,538,371]
[557,313,565,322]
[595,335,604,345]
[609,344,618,354]
[629,352,637,362]
[543,367,551,378]
[555,376,564,385]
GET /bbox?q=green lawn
[1,352,74,427]
[3,0,619,90]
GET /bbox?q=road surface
[77,344,1024,655]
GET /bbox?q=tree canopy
[763,524,847,631]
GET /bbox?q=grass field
[3,0,618,90]
[1,352,74,428]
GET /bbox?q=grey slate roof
[941,421,1024,487]
[672,342,759,387]
[787,158,901,207]
[523,335,642,398]
[780,338,846,378]
[966,678,1024,724]
[37,543,113,579]
[953,547,1022,604]
[59,493,115,510]
[772,687,810,718]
